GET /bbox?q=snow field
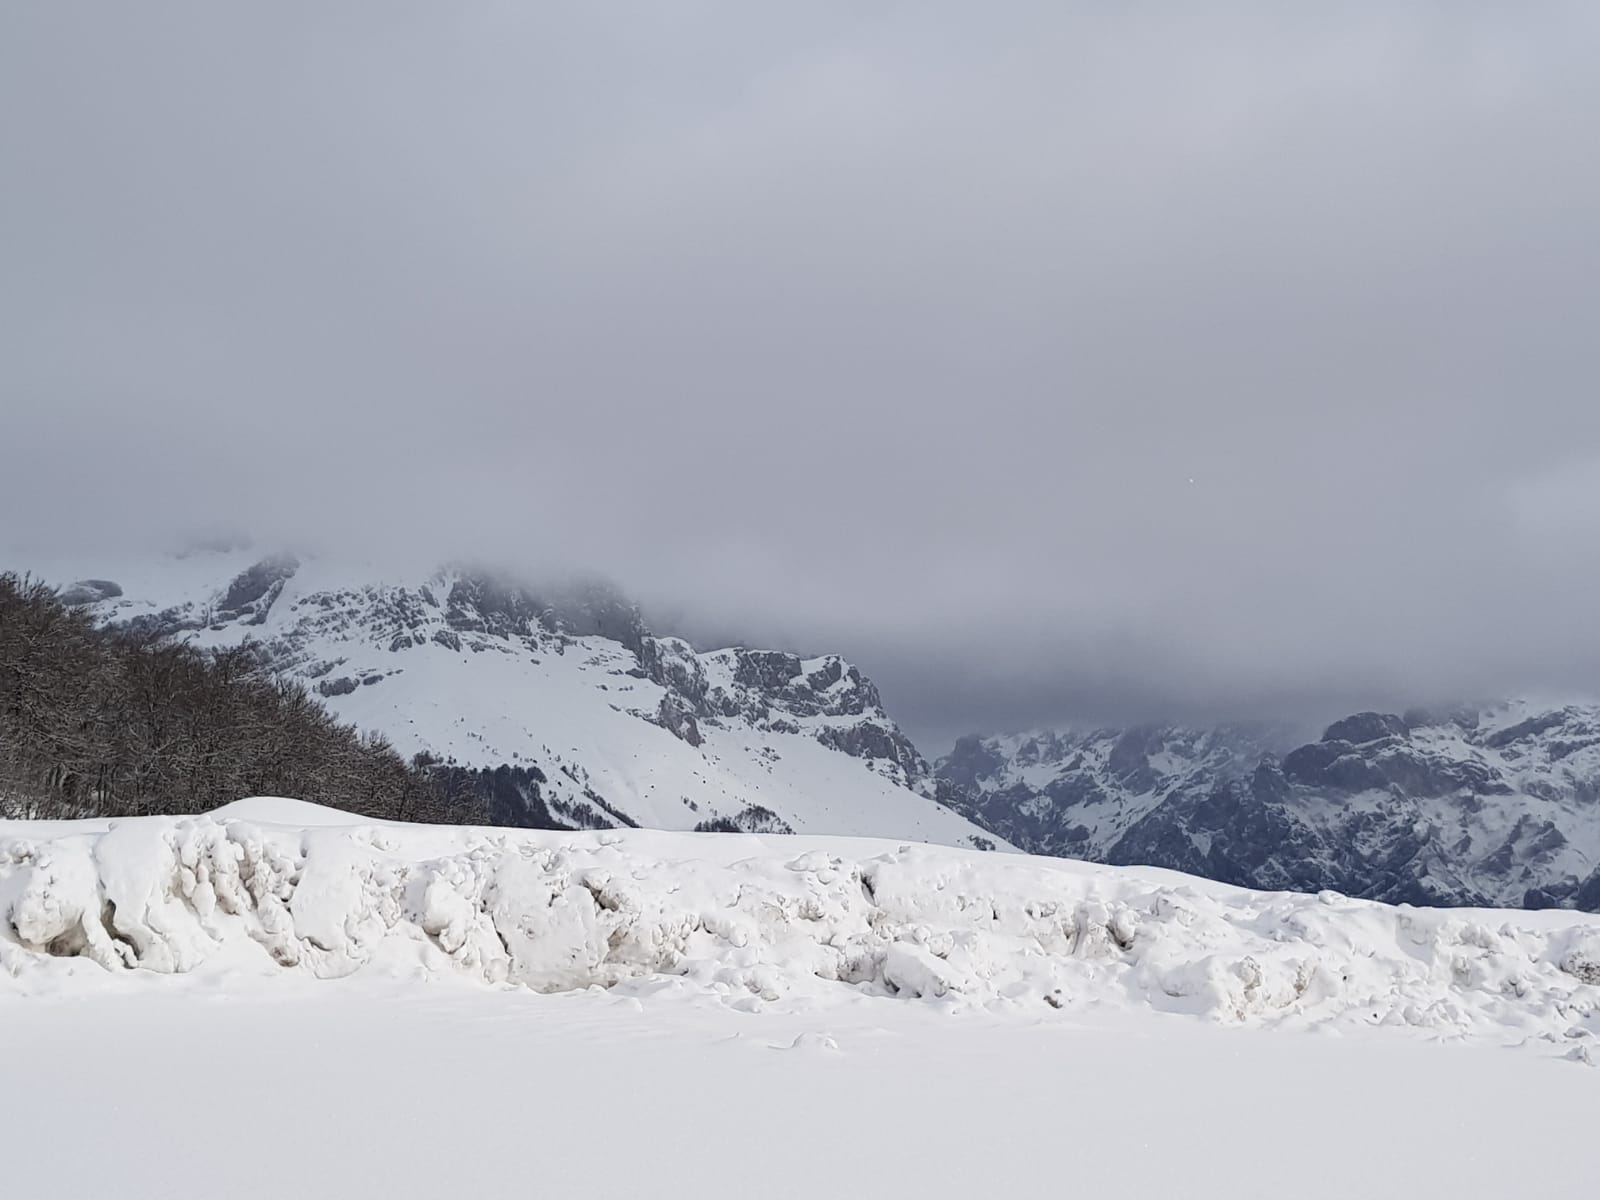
[4,984,1596,1200]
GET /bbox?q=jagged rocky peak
[636,636,709,707]
[729,649,883,718]
[936,733,1009,792]
[1320,711,1410,745]
[93,550,650,652]
[640,644,926,784]
[1281,712,1507,798]
[441,571,545,637]
[216,552,299,625]
[718,649,883,711]
[64,549,308,637]
[929,723,1290,861]
[936,699,1600,911]
[732,649,801,692]
[641,641,892,725]
[941,723,1287,794]
[441,569,647,649]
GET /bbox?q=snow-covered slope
[936,705,1600,910]
[30,547,997,848]
[3,802,1597,1060]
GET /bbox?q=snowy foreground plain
[4,799,1599,1198]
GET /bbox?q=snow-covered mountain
[934,706,1600,910]
[30,545,1600,911]
[35,547,999,849]
[932,724,1293,858]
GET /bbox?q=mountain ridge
[29,545,1600,911]
[34,547,998,850]
[932,704,1600,910]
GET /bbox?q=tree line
[0,572,506,824]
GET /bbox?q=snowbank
[2,808,1597,1056]
[207,796,375,826]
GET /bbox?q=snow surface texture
[4,802,1598,1061]
[9,987,1597,1200]
[27,546,997,847]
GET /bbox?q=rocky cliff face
[935,705,1600,910]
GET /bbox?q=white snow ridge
[6,801,1600,1199]
[4,802,1598,1052]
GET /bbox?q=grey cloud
[4,3,1600,751]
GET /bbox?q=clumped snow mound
[207,796,373,826]
[2,813,1597,1056]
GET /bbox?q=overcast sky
[4,3,1600,750]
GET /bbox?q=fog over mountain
[5,3,1600,751]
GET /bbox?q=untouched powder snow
[3,803,1599,1198]
[4,985,1597,1200]
[207,795,377,826]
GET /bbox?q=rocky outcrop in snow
[635,638,923,780]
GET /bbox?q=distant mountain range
[928,707,1600,910]
[29,546,1600,911]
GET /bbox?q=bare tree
[0,572,491,824]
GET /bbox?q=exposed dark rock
[938,734,1006,792]
[806,658,843,691]
[1575,866,1600,914]
[655,695,703,747]
[1523,884,1573,910]
[57,579,123,606]
[693,805,794,835]
[815,721,924,778]
[1321,712,1409,745]
[733,649,802,692]
[1106,725,1168,792]
[443,571,648,651]
[444,573,543,638]
[217,554,298,623]
[1483,710,1574,750]
[637,637,709,712]
[547,579,650,653]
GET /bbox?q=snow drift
[2,801,1597,1057]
